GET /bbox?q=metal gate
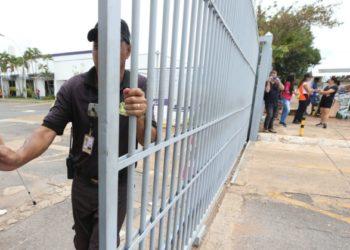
[97,0,271,249]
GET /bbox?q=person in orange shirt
[293,73,314,124]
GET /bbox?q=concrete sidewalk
[199,118,350,250]
[0,199,74,250]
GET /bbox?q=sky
[0,0,348,69]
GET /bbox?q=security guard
[0,20,157,249]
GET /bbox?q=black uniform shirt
[42,67,156,181]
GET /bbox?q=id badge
[82,134,94,155]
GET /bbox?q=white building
[50,50,94,96]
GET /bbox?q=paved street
[0,100,74,249]
[200,117,350,250]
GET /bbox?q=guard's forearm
[16,126,56,166]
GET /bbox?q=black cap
[87,19,130,44]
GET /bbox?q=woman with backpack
[293,73,314,124]
[280,74,296,127]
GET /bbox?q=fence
[97,0,271,249]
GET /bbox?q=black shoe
[316,123,323,127]
[323,123,327,129]
[268,129,277,133]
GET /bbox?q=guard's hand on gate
[0,145,20,171]
[123,88,147,118]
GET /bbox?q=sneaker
[279,122,287,127]
[268,129,277,133]
[316,123,323,127]
[323,123,327,129]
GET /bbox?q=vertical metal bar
[139,0,158,249]
[158,0,181,248]
[185,0,204,239]
[187,6,209,236]
[169,0,192,248]
[191,2,214,232]
[180,0,200,245]
[196,4,218,223]
[198,3,216,173]
[150,0,171,248]
[125,0,141,247]
[98,0,120,249]
[199,13,220,226]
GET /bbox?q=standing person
[0,20,157,249]
[35,89,40,100]
[310,77,321,116]
[263,70,284,133]
[279,74,295,127]
[293,73,314,124]
[316,76,339,129]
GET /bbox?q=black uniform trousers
[71,176,127,250]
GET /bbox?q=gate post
[98,0,120,249]
[248,32,273,141]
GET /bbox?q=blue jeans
[280,98,290,124]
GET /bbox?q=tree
[257,0,341,80]
[0,52,13,72]
[0,48,52,97]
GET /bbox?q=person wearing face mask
[263,70,284,133]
